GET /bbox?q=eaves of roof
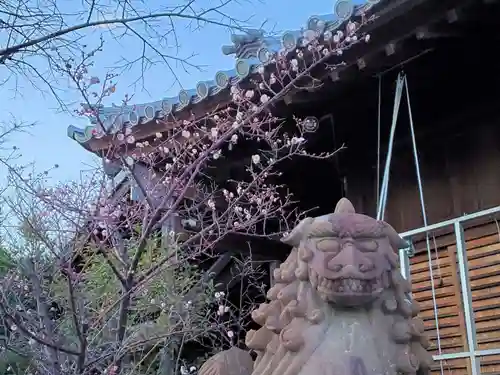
[67,0,381,146]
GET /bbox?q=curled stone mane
[200,199,433,375]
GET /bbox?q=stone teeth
[316,276,378,294]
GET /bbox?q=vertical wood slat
[447,245,472,375]
[409,245,468,375]
[408,225,500,375]
[461,233,500,375]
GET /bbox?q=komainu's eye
[356,239,378,252]
[316,239,340,253]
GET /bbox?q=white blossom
[182,130,191,138]
[252,154,261,164]
[185,218,197,227]
[291,136,305,144]
[227,330,234,338]
[207,199,215,209]
[125,156,134,166]
[347,21,356,34]
[116,133,125,141]
[260,94,270,104]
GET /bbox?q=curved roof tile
[68,0,379,144]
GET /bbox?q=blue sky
[0,0,339,184]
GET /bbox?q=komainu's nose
[326,250,374,274]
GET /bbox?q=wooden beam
[385,42,397,56]
[184,253,232,301]
[329,70,340,82]
[416,25,461,40]
[357,58,367,70]
[446,8,460,23]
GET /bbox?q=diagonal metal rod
[376,72,444,375]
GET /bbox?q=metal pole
[400,205,500,238]
[454,221,480,375]
[398,248,410,282]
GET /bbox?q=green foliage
[0,350,32,375]
[0,216,223,374]
[0,247,14,276]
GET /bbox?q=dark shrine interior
[276,1,500,225]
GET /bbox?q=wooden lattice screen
[409,231,500,375]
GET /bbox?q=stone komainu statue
[199,198,433,375]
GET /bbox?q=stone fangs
[309,269,384,296]
[318,276,379,294]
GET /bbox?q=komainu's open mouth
[317,276,382,295]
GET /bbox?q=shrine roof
[67,0,380,146]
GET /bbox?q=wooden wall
[345,100,500,233]
[408,223,500,375]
